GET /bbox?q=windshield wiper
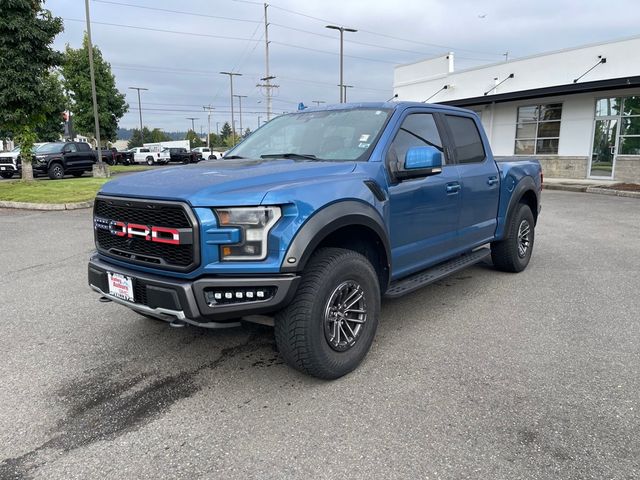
[260,153,318,160]
[224,155,245,159]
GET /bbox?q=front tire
[48,163,64,180]
[491,203,535,272]
[0,171,13,179]
[275,248,380,379]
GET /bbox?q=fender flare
[503,176,539,234]
[280,200,391,275]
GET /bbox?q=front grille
[134,280,149,305]
[94,197,199,271]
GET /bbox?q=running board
[384,248,491,299]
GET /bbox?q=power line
[63,18,262,42]
[267,3,503,57]
[270,40,398,64]
[91,0,261,24]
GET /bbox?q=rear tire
[274,248,380,379]
[48,163,64,180]
[146,156,154,166]
[491,203,535,272]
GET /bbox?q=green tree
[0,0,63,181]
[150,128,171,143]
[63,34,128,145]
[220,122,232,141]
[34,72,67,141]
[127,127,148,149]
[208,133,222,147]
[185,129,203,148]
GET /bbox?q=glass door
[590,118,618,178]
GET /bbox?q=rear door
[386,110,461,279]
[443,113,500,249]
[76,142,94,168]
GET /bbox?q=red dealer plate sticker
[107,272,135,302]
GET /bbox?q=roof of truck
[298,101,472,114]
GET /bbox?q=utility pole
[203,105,215,148]
[257,116,262,128]
[216,122,220,135]
[84,0,106,176]
[186,117,198,131]
[256,3,278,121]
[129,86,148,134]
[325,25,357,103]
[342,85,353,102]
[233,95,247,138]
[220,71,242,144]
[312,100,326,107]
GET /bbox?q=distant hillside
[117,128,188,141]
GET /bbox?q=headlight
[35,155,45,163]
[214,206,281,261]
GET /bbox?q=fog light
[204,287,277,306]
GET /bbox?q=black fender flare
[280,201,391,275]
[504,176,539,231]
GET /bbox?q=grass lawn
[0,177,111,204]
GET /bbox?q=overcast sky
[48,0,640,134]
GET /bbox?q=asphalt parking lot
[0,190,638,479]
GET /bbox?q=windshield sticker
[375,111,382,115]
[359,134,370,142]
[358,142,370,149]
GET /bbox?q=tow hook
[99,296,112,303]
[170,319,187,328]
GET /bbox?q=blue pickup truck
[88,102,542,379]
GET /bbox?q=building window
[619,96,640,155]
[514,103,562,155]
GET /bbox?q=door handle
[446,182,461,194]
[487,176,499,186]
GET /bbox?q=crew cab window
[388,113,446,164]
[77,143,90,151]
[445,115,486,163]
[65,144,77,153]
[140,148,149,153]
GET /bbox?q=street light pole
[220,71,242,144]
[342,85,353,102]
[312,100,326,107]
[203,105,214,148]
[186,117,198,132]
[233,95,247,138]
[129,86,148,134]
[325,25,357,103]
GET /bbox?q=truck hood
[99,158,357,206]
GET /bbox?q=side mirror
[397,146,443,180]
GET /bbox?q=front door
[590,118,618,178]
[387,111,460,279]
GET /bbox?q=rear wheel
[491,203,535,272]
[48,162,64,180]
[0,171,13,179]
[274,248,380,379]
[146,156,154,166]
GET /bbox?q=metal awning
[441,75,640,107]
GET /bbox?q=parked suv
[0,143,46,179]
[34,142,97,179]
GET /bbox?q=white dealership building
[393,35,640,182]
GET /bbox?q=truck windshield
[36,143,65,154]
[228,108,391,161]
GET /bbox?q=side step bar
[385,248,491,299]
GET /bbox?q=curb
[0,200,93,211]
[543,184,640,198]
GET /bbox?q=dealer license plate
[107,272,134,302]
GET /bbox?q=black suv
[166,147,202,164]
[34,142,97,179]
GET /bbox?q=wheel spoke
[343,292,364,311]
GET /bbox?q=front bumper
[88,255,300,327]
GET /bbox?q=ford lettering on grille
[94,217,193,245]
